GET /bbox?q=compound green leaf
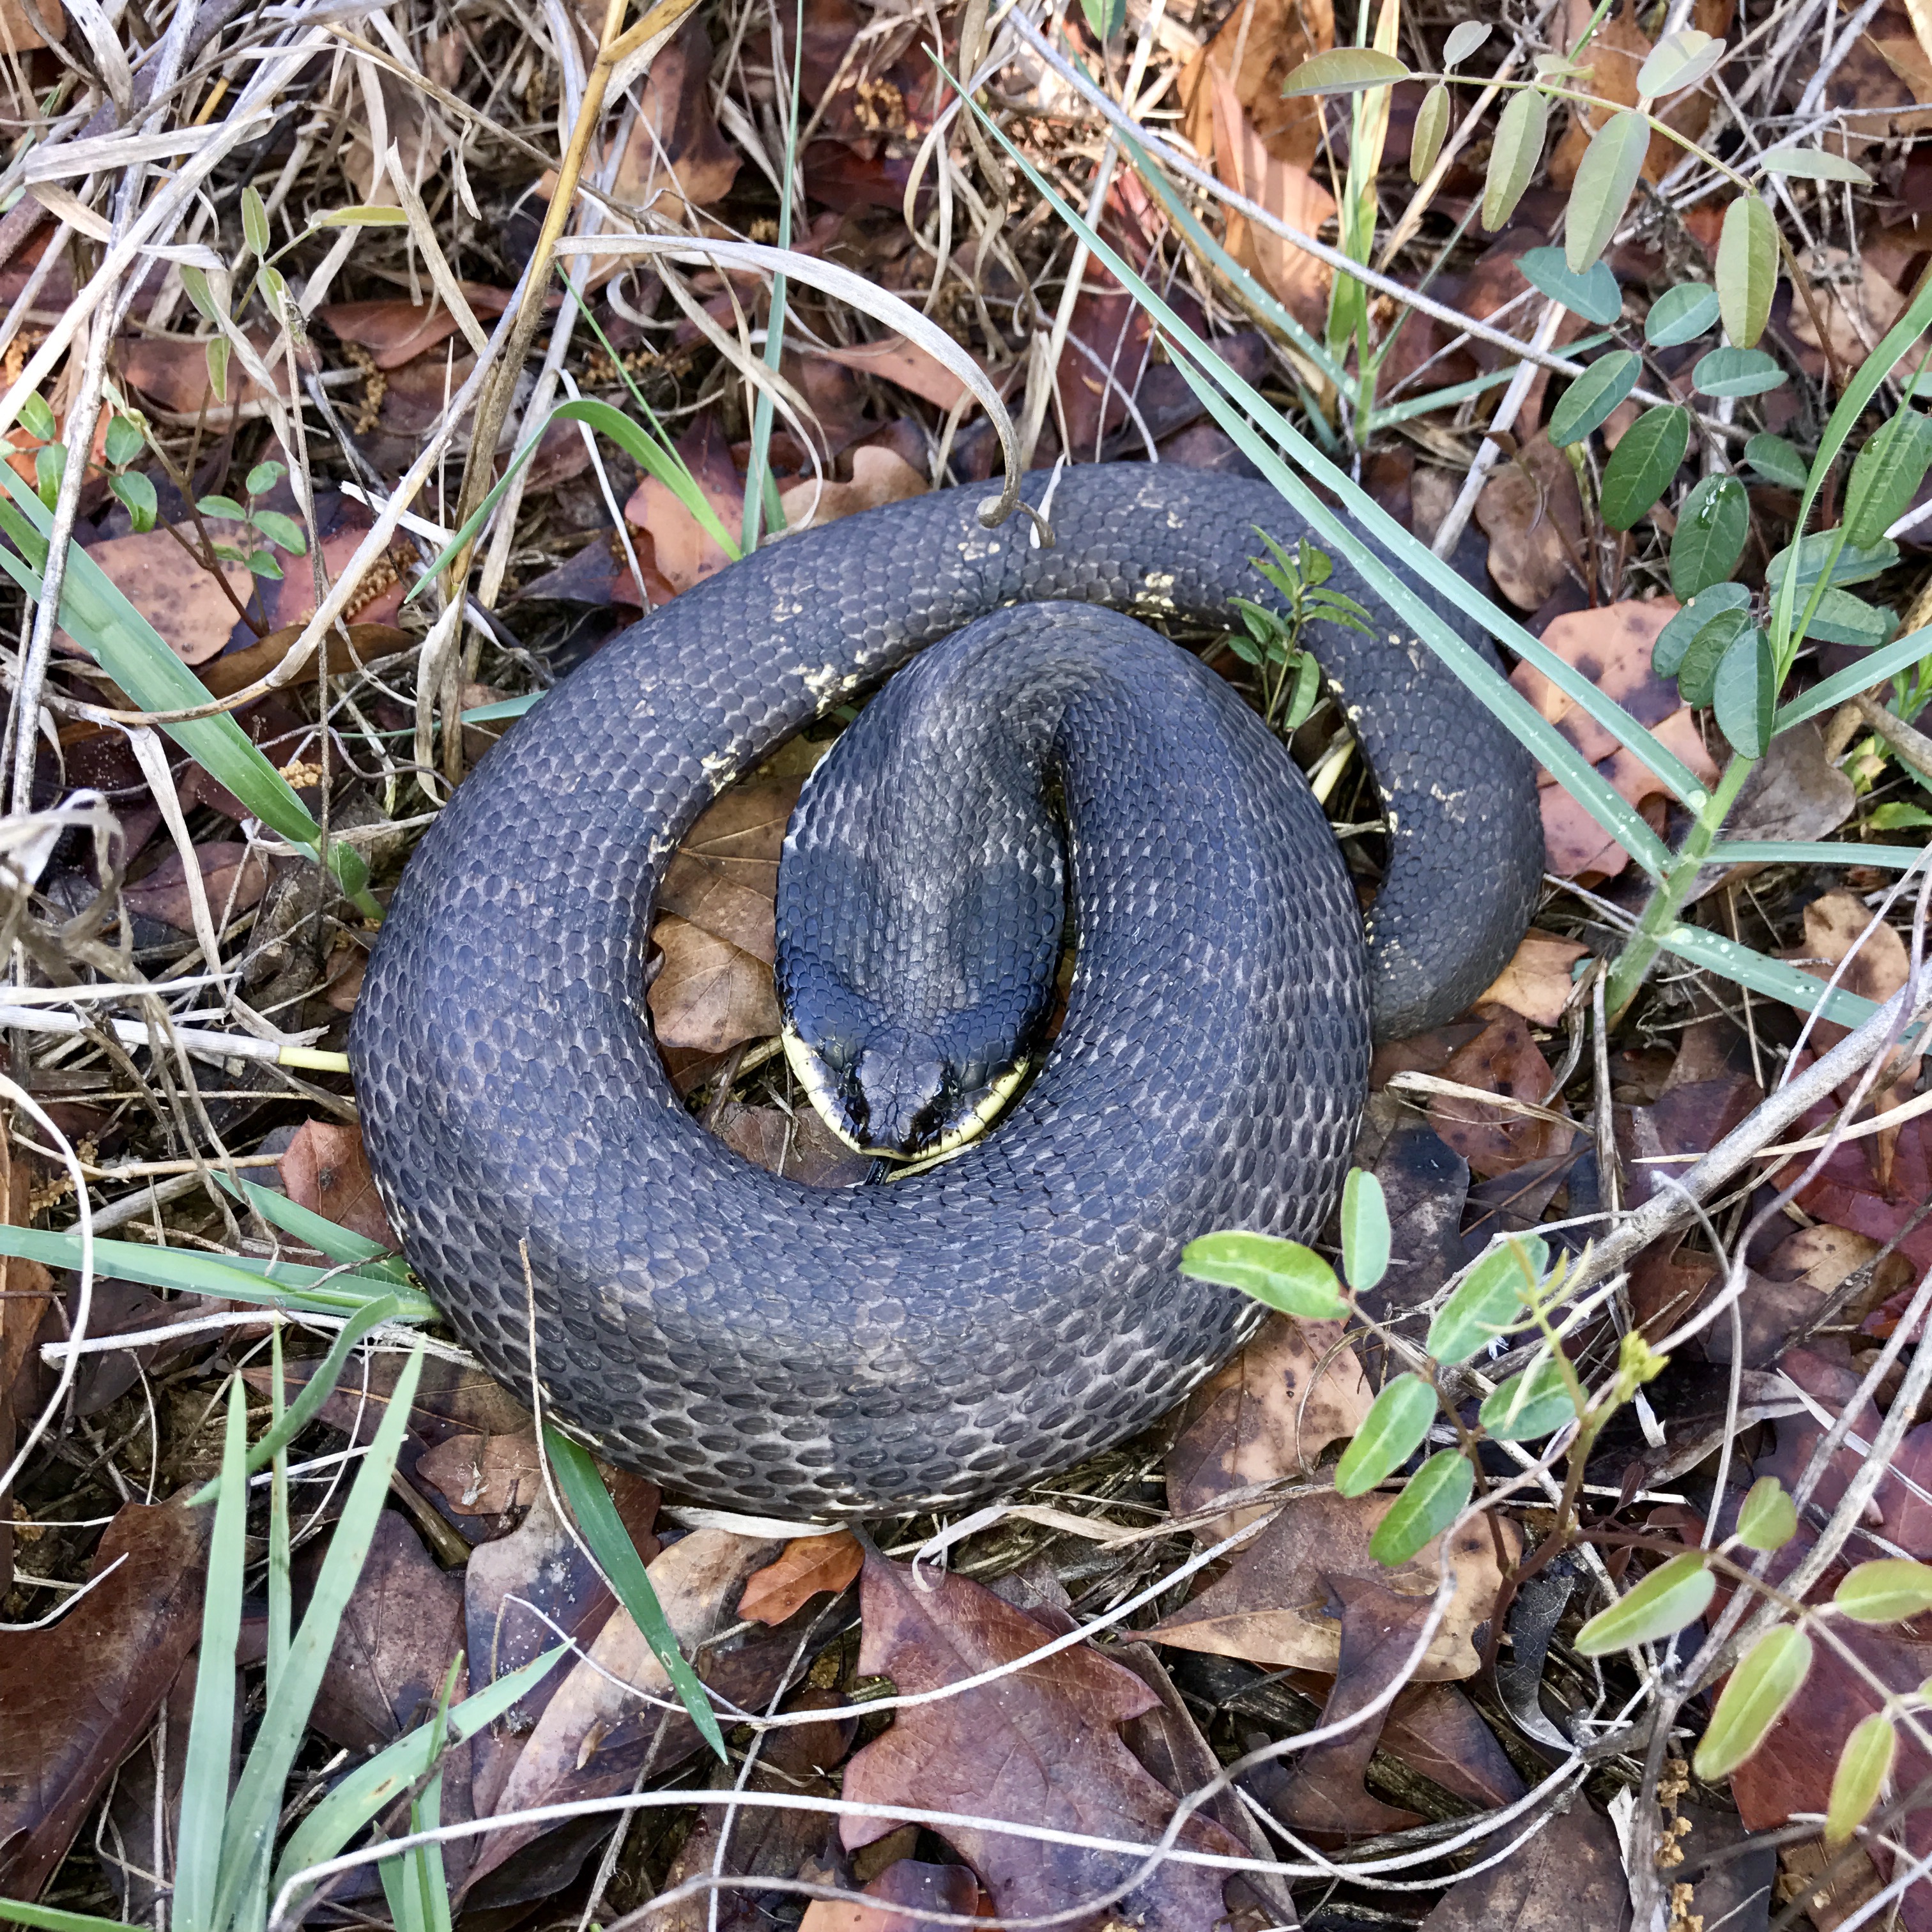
[1744,431,1808,487]
[1845,410,1932,548]
[1333,1374,1436,1497]
[1549,350,1642,445]
[1180,1230,1349,1318]
[1669,474,1749,597]
[1837,1558,1932,1623]
[1826,1712,1896,1846]
[1340,1168,1390,1294]
[1736,1475,1797,1552]
[1282,47,1411,92]
[1654,581,1751,677]
[1479,1353,1577,1441]
[1717,195,1778,348]
[1761,148,1871,185]
[1636,27,1724,96]
[1443,20,1490,65]
[1411,84,1450,183]
[1517,245,1623,325]
[1600,405,1690,530]
[1676,608,1751,709]
[1712,624,1776,757]
[1695,1624,1813,1779]
[1427,1235,1547,1367]
[1574,1551,1715,1653]
[1645,281,1721,348]
[1565,109,1649,272]
[1483,88,1549,232]
[1368,1450,1473,1565]
[1693,347,1790,398]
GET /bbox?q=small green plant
[15,392,156,530]
[1227,534,1373,733]
[194,458,310,581]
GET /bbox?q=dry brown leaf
[715,1102,872,1184]
[1145,1487,1519,1679]
[1180,0,1334,172]
[841,1551,1249,1929]
[1165,1314,1372,1541]
[116,334,289,422]
[66,529,250,666]
[1791,249,1920,380]
[278,1119,400,1249]
[624,415,743,597]
[809,337,972,412]
[739,1532,864,1625]
[0,0,63,51]
[797,1861,982,1931]
[1425,1003,1578,1180]
[415,1429,545,1517]
[779,445,928,531]
[1419,1798,1633,1932]
[648,914,781,1053]
[1479,930,1592,1027]
[0,1135,54,1595]
[319,285,515,371]
[1208,70,1335,337]
[1475,435,1585,613]
[341,64,451,204]
[123,843,270,932]
[1510,599,1721,879]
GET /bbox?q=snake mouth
[779,1025,1031,1165]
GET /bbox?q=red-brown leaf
[739,1531,864,1625]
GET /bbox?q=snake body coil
[351,467,1540,1517]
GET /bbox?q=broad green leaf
[33,443,63,510]
[1717,195,1778,348]
[1636,27,1724,96]
[109,471,157,533]
[1736,1475,1797,1552]
[1805,590,1896,650]
[175,1379,248,1932]
[1483,88,1549,232]
[1080,0,1124,38]
[1280,47,1411,93]
[1443,20,1490,65]
[1692,346,1790,398]
[1340,1168,1390,1294]
[273,1647,566,1910]
[1761,148,1871,185]
[1845,410,1932,548]
[1180,1230,1349,1317]
[1655,582,1752,677]
[1516,246,1623,325]
[1696,1625,1813,1779]
[1745,433,1808,487]
[1712,625,1776,758]
[1836,1558,1932,1623]
[252,509,309,555]
[1600,405,1690,529]
[103,413,143,468]
[1575,1551,1715,1653]
[1333,1374,1437,1497]
[1766,533,1900,599]
[318,204,410,226]
[1368,1450,1473,1565]
[197,493,247,521]
[1675,610,1751,709]
[1565,109,1649,273]
[544,1427,727,1758]
[204,337,229,405]
[1669,474,1748,597]
[245,459,287,496]
[1549,350,1641,445]
[1427,1236,1547,1366]
[1480,1353,1577,1441]
[241,184,271,257]
[1411,84,1449,183]
[1645,282,1721,348]
[209,1348,429,1931]
[1871,802,1932,831]
[18,390,55,441]
[1827,1712,1897,1846]
[247,548,283,579]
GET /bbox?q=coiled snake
[350,466,1540,1518]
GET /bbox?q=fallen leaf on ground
[66,528,250,666]
[1418,1795,1633,1931]
[1476,434,1586,613]
[778,445,928,530]
[277,1117,399,1248]
[841,1549,1249,1931]
[1146,1487,1518,1678]
[319,284,516,369]
[648,914,782,1053]
[123,843,270,932]
[1510,600,1721,880]
[1179,0,1333,173]
[715,1101,873,1184]
[1165,1314,1372,1540]
[0,1137,54,1593]
[414,1429,545,1520]
[797,1861,983,1931]
[1381,1681,1526,1807]
[1790,248,1917,379]
[1479,929,1591,1027]
[0,1501,208,1897]
[656,778,802,965]
[0,0,63,51]
[116,334,289,420]
[304,1510,466,1752]
[1424,1002,1577,1180]
[808,337,974,413]
[740,1531,863,1624]
[1787,891,1921,1096]
[1208,72,1335,337]
[624,413,743,597]
[1692,721,1854,899]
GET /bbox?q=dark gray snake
[350,466,1540,1519]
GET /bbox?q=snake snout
[852,1034,948,1156]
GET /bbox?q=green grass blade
[192,1294,404,1508]
[1707,839,1931,869]
[1363,341,1617,431]
[266,1331,292,1700]
[1657,923,1883,1029]
[377,1660,456,1932]
[272,1646,565,1912]
[174,1378,249,1932]
[543,1425,726,1760]
[228,1175,409,1277]
[958,84,1687,868]
[0,1225,438,1322]
[0,476,376,917]
[460,691,544,724]
[0,1907,139,1932]
[210,1347,429,1931]
[1776,622,1932,731]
